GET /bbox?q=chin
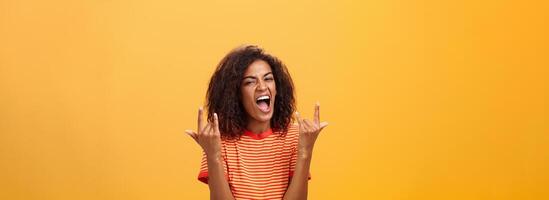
[253,113,273,123]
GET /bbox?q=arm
[206,153,234,200]
[283,149,313,200]
[186,108,235,200]
[283,103,328,200]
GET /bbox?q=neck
[246,119,271,134]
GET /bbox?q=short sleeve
[197,151,209,184]
[197,151,230,184]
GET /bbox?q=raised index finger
[314,102,320,125]
[295,112,302,126]
[197,107,204,134]
[213,113,220,134]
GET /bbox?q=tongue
[257,101,269,112]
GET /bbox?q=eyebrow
[242,72,273,80]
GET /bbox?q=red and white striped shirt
[197,123,311,199]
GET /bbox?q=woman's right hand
[185,107,222,157]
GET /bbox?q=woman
[185,45,328,200]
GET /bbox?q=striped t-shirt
[197,123,311,199]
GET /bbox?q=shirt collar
[243,128,273,140]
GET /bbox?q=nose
[257,80,267,91]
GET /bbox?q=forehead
[243,60,272,76]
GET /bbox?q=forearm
[283,150,313,200]
[207,154,235,200]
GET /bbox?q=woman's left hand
[295,102,328,156]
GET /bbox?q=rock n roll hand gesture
[295,102,329,156]
[185,107,222,157]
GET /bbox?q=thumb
[319,122,329,131]
[185,130,198,141]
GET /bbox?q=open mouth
[255,95,271,112]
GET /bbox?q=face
[240,59,277,125]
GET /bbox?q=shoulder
[288,123,299,133]
[284,123,300,140]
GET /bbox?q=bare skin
[240,60,277,134]
[186,60,328,200]
[186,109,234,200]
[283,103,328,200]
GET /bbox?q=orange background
[1,0,548,199]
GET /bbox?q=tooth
[257,96,269,101]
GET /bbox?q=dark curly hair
[205,45,296,140]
